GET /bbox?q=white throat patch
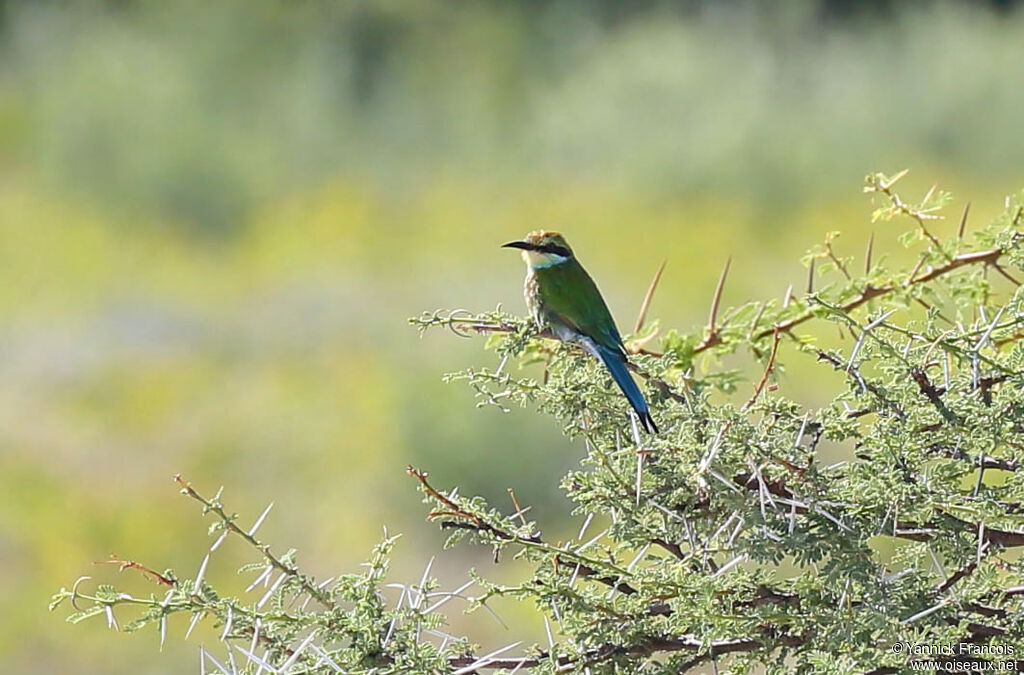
[523,250,569,269]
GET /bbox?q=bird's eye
[543,244,571,257]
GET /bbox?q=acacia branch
[372,633,809,672]
[174,475,335,609]
[407,466,640,595]
[754,246,1006,342]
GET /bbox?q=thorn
[922,183,937,204]
[746,302,767,341]
[627,329,661,354]
[913,298,952,325]
[507,488,529,528]
[634,259,667,334]
[958,202,971,239]
[905,253,927,285]
[782,284,794,309]
[883,168,910,189]
[864,232,874,274]
[991,262,1022,287]
[806,257,815,295]
[707,257,731,334]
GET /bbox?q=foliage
[54,172,1024,672]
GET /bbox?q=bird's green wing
[535,259,625,352]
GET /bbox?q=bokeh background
[4,0,1024,671]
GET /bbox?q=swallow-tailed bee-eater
[503,231,658,433]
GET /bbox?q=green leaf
[66,606,106,624]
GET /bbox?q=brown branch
[576,633,806,673]
[937,559,978,594]
[755,247,1005,342]
[954,619,1007,638]
[897,512,1024,548]
[675,634,806,673]
[743,327,781,410]
[93,555,175,587]
[408,466,537,543]
[991,262,1022,286]
[409,632,807,672]
[930,444,1019,472]
[433,518,641,595]
[651,537,687,561]
[408,466,639,595]
[733,586,800,609]
[909,368,960,424]
[962,602,1007,619]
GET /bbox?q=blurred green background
[4,0,1024,671]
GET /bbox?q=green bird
[503,230,658,433]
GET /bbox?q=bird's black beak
[501,240,534,251]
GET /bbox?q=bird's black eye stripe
[539,244,572,257]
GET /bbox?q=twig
[757,246,1006,342]
[407,466,637,595]
[823,236,851,281]
[743,327,781,410]
[937,560,978,595]
[93,555,176,587]
[990,262,1022,286]
[174,475,335,609]
[909,368,960,424]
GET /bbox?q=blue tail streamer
[594,344,658,433]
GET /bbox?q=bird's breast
[523,270,544,330]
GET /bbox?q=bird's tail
[594,344,659,433]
